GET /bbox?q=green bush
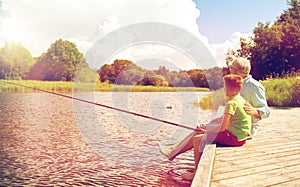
[261,77,300,107]
[199,88,226,111]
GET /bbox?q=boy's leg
[212,130,246,146]
[193,134,205,171]
[159,132,195,161]
[159,120,221,161]
[182,134,205,180]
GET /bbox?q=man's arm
[244,102,261,119]
[248,85,270,119]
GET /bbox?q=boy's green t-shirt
[225,93,251,141]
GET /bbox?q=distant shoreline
[0,80,210,93]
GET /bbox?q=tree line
[0,39,97,82]
[0,39,226,89]
[98,59,227,90]
[0,0,299,87]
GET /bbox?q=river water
[0,92,213,186]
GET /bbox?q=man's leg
[251,123,259,139]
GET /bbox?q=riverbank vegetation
[0,80,210,93]
[261,76,300,107]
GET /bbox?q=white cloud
[68,37,93,55]
[1,0,199,54]
[89,16,121,42]
[112,44,200,70]
[1,0,252,69]
[208,31,253,67]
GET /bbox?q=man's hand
[244,102,261,118]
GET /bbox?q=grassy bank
[198,88,226,111]
[198,76,300,110]
[0,80,84,93]
[261,77,300,107]
[0,80,210,93]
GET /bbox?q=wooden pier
[192,107,300,187]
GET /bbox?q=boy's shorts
[206,129,246,147]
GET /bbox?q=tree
[186,69,209,88]
[205,67,225,90]
[112,59,134,78]
[278,0,300,74]
[175,71,194,87]
[239,0,300,79]
[99,59,145,85]
[113,60,144,85]
[0,41,34,79]
[237,37,254,59]
[98,64,115,83]
[28,39,86,81]
[138,74,169,87]
[97,59,226,88]
[166,71,179,87]
[0,54,9,79]
[74,63,98,83]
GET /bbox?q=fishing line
[1,80,196,131]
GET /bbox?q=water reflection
[0,92,211,186]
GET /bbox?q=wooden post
[191,143,216,187]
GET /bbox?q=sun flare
[1,18,23,42]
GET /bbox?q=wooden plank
[212,145,300,164]
[210,108,300,187]
[217,139,300,154]
[211,163,300,187]
[191,144,216,187]
[212,153,300,180]
[214,146,300,168]
[271,178,300,186]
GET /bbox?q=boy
[162,74,252,180]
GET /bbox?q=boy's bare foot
[182,172,195,181]
[158,143,176,161]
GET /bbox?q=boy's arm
[220,113,232,131]
[204,113,232,133]
[209,117,223,124]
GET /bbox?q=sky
[193,0,287,43]
[0,0,288,70]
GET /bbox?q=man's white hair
[232,57,251,75]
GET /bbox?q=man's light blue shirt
[240,75,270,124]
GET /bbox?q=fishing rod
[1,80,196,131]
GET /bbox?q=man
[159,57,270,161]
[230,57,270,136]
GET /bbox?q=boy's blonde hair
[223,74,243,94]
